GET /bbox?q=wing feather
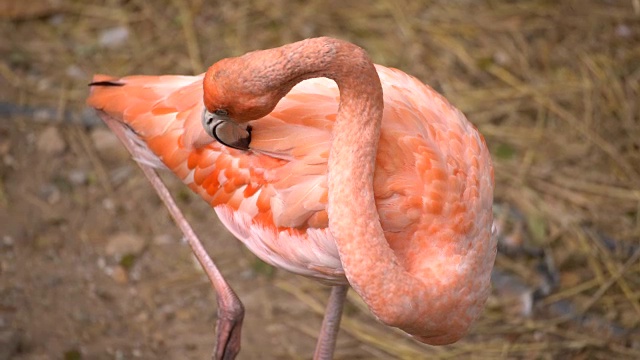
[86,64,492,281]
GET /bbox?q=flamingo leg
[99,114,245,360]
[314,285,349,360]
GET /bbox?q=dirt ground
[1,0,640,359]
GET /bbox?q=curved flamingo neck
[204,37,434,340]
[203,37,384,121]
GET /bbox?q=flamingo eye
[214,109,228,117]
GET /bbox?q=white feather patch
[214,205,345,283]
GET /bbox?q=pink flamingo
[87,37,496,359]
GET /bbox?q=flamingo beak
[202,109,251,151]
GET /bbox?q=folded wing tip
[88,80,125,87]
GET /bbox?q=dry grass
[1,0,639,359]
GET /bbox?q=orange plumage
[87,38,495,347]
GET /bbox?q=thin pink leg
[100,114,244,360]
[314,285,348,360]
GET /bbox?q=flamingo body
[88,58,495,344]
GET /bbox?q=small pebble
[39,183,61,204]
[0,136,10,156]
[493,50,511,66]
[490,269,534,317]
[615,24,632,38]
[96,257,107,270]
[99,26,130,48]
[68,169,88,186]
[2,236,14,247]
[3,154,16,167]
[102,198,116,211]
[111,265,129,284]
[134,312,149,322]
[66,64,86,80]
[105,232,146,258]
[36,126,66,155]
[90,128,129,163]
[49,14,65,26]
[36,77,53,93]
[152,234,173,245]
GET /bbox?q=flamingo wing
[87,65,493,286]
[87,73,344,281]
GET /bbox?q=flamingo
[87,37,496,359]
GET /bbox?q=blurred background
[1,0,639,359]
